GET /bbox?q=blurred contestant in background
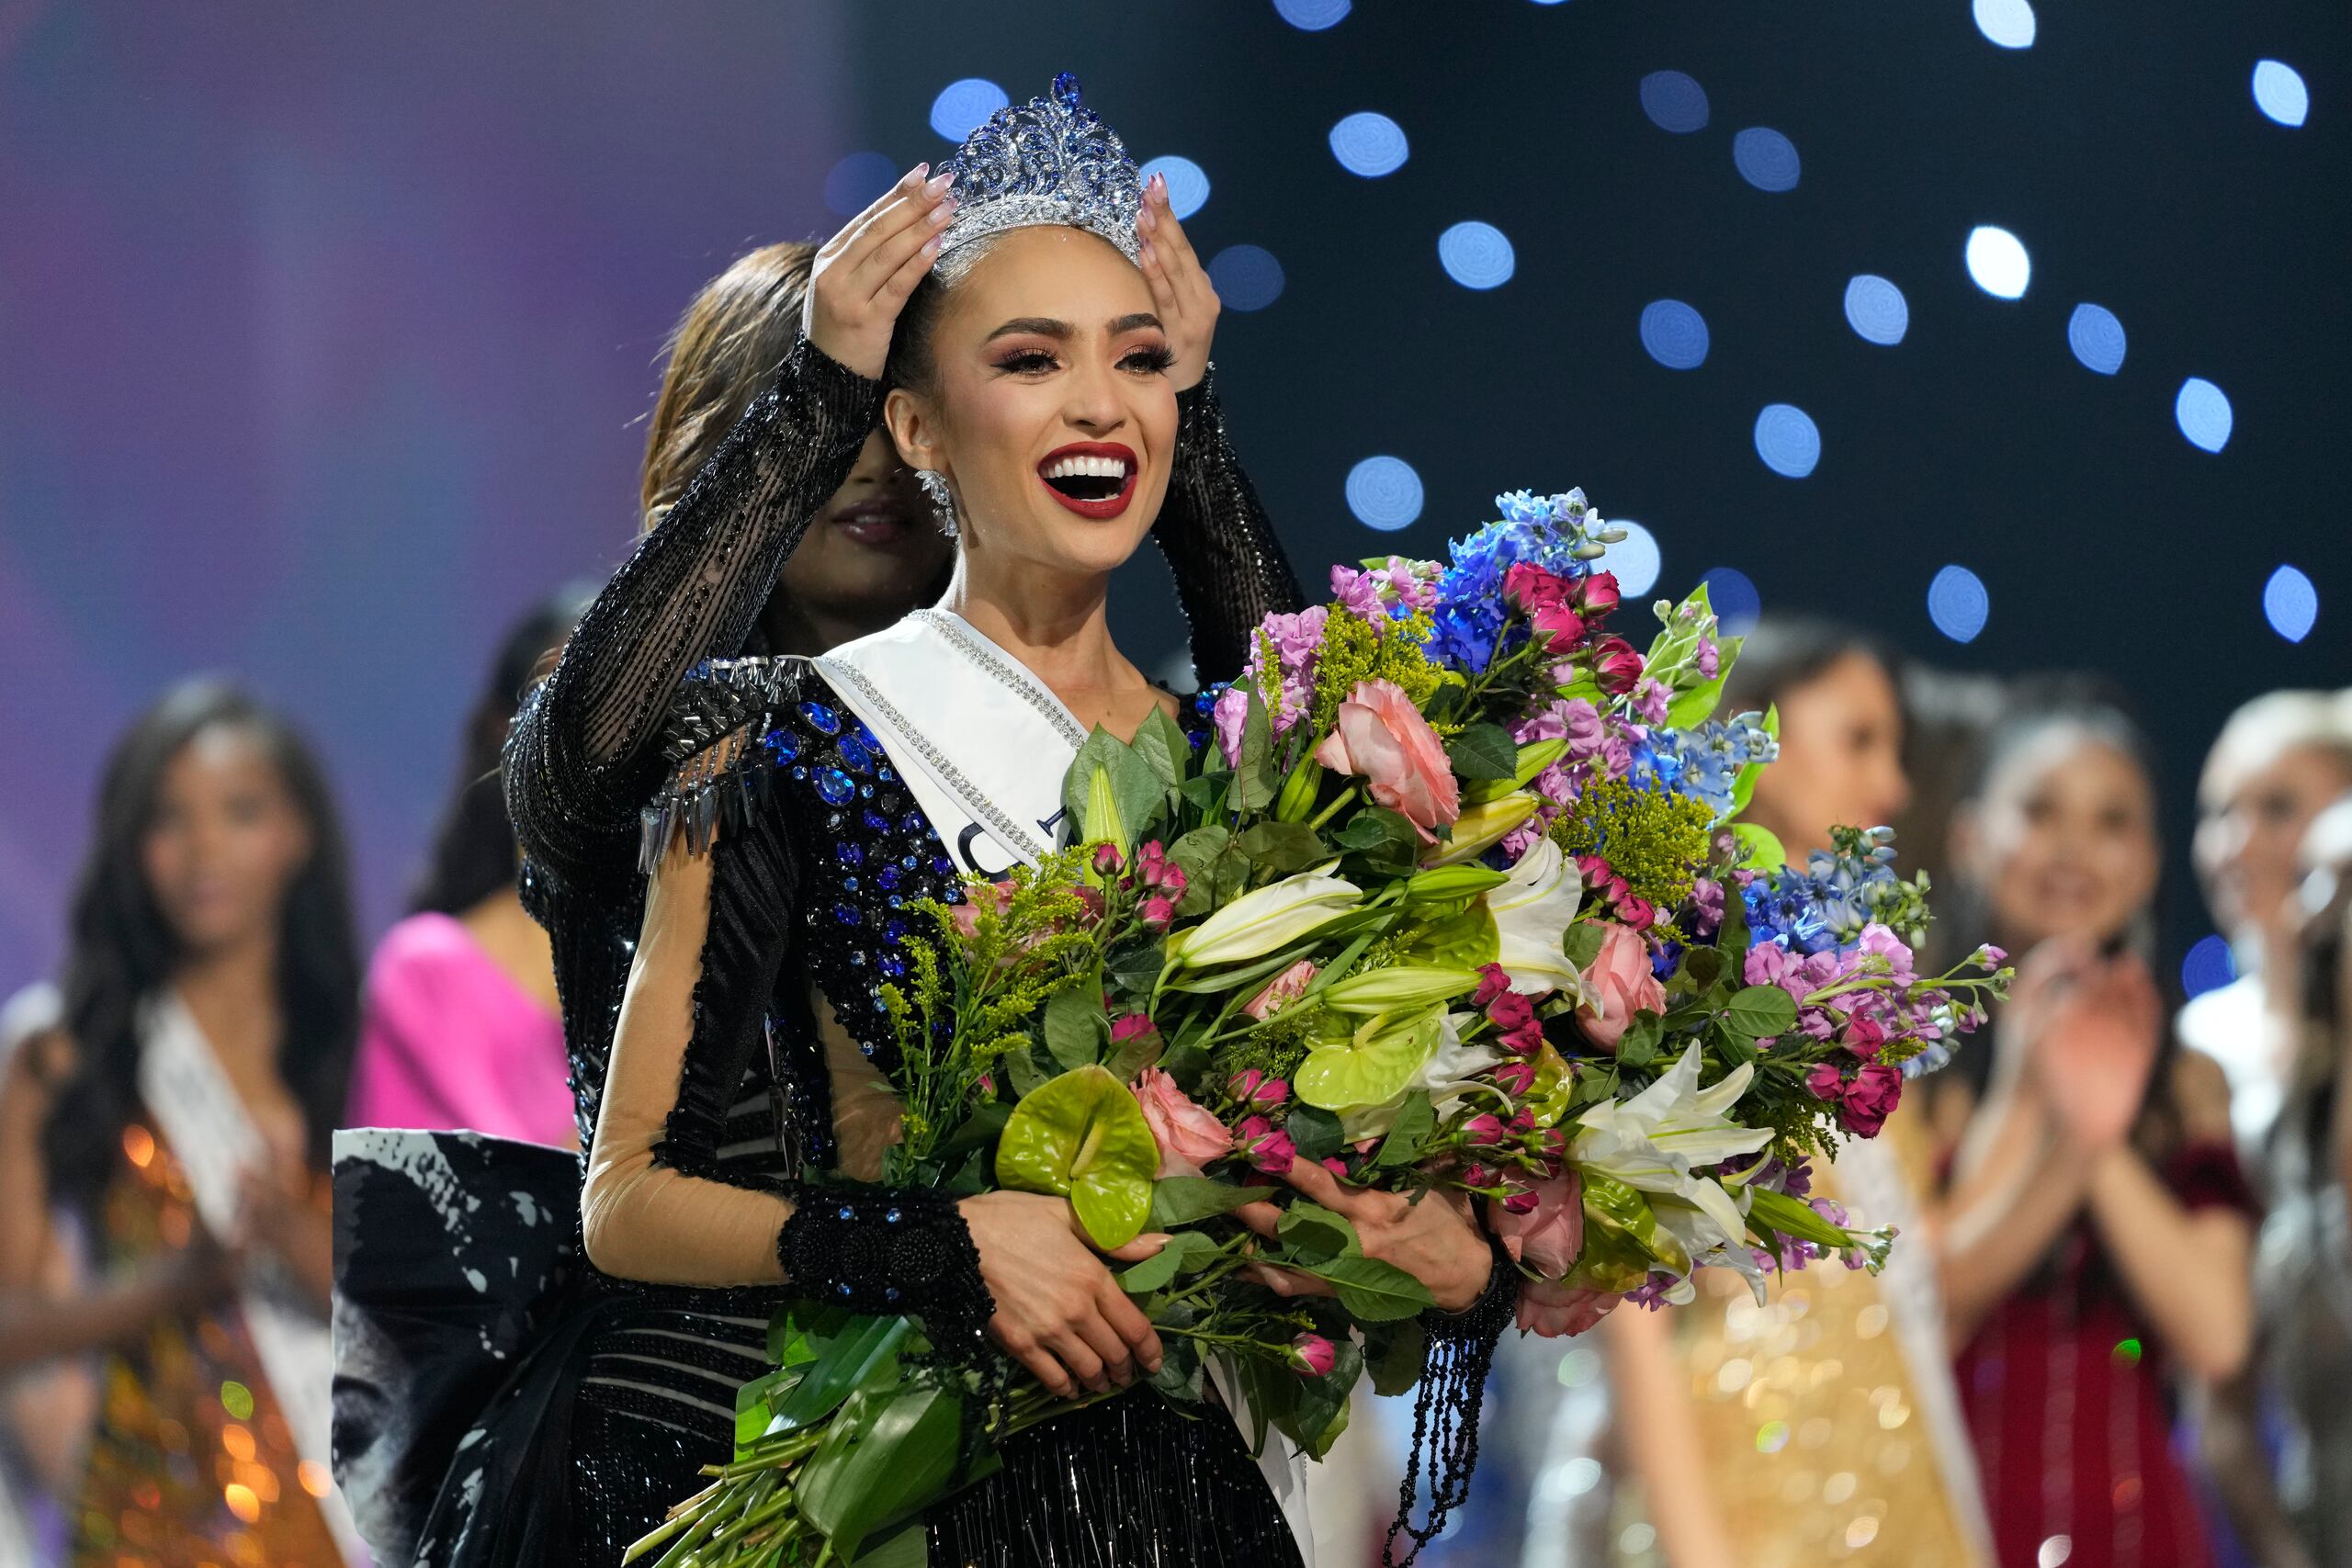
[0,681,364,1565]
[346,588,591,1145]
[1582,620,1992,1568]
[1939,698,2255,1568]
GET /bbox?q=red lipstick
[1035,441,1139,520]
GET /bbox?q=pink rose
[1131,1067,1230,1178]
[1517,1279,1618,1337]
[948,878,1014,941]
[1091,842,1125,877]
[1137,895,1176,931]
[1588,636,1644,695]
[1577,923,1666,1050]
[1573,570,1621,616]
[1838,1060,1904,1137]
[1312,678,1461,838]
[1236,1116,1295,1175]
[1460,1113,1509,1147]
[1488,1060,1537,1098]
[1285,1332,1339,1377]
[1242,959,1318,1020]
[1489,1168,1584,1279]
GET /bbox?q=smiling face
[1747,650,1910,856]
[2196,739,2352,945]
[1964,723,2160,951]
[883,225,1177,585]
[140,722,313,957]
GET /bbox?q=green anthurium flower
[1162,871,1362,970]
[1402,896,1500,973]
[1318,964,1481,1015]
[995,1065,1160,1249]
[1421,793,1540,867]
[1295,1004,1447,1111]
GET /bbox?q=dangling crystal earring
[915,469,959,540]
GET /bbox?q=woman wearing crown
[332,78,1508,1566]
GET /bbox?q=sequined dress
[333,338,1311,1566]
[76,1122,342,1568]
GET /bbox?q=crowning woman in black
[332,76,1513,1568]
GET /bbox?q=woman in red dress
[1939,694,2256,1568]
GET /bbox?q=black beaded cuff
[777,1184,994,1352]
[1424,1231,1517,1340]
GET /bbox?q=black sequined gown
[334,339,1309,1566]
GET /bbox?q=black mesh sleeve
[1151,366,1304,685]
[504,340,884,899]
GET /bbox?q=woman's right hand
[957,1190,1166,1399]
[805,164,957,379]
[2019,943,2162,1152]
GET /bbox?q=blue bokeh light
[823,152,898,217]
[1599,522,1662,596]
[2067,304,2127,374]
[2254,61,2310,127]
[2181,935,2237,998]
[1965,226,2031,299]
[929,78,1009,141]
[1438,222,1515,289]
[2176,378,2233,453]
[1973,0,2036,49]
[1638,299,1710,369]
[1329,112,1409,177]
[1639,71,1710,134]
[1844,276,1908,345]
[1732,128,1802,192]
[2265,565,2318,643]
[1753,404,1821,479]
[1346,457,1424,532]
[1272,0,1351,29]
[1139,155,1210,220]
[1928,565,1990,643]
[1208,244,1284,311]
[1699,568,1761,635]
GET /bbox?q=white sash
[137,993,368,1565]
[813,611,1319,1562]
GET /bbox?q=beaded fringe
[637,656,805,874]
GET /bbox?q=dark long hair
[1720,615,1897,720]
[43,680,360,1211]
[410,587,594,916]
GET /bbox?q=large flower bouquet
[628,490,2010,1567]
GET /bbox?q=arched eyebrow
[983,311,1166,343]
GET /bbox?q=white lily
[1163,870,1361,970]
[1568,1043,1770,1269]
[1487,835,1587,997]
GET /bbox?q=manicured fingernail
[930,199,956,225]
[923,169,955,197]
[921,231,944,255]
[1151,171,1167,197]
[1139,237,1157,264]
[908,162,929,184]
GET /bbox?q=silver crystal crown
[936,73,1142,277]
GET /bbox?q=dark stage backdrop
[3,2,2346,998]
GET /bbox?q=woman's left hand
[1136,172,1218,392]
[1238,1159,1497,1313]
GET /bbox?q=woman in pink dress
[346,592,585,1145]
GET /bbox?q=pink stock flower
[1286,1332,1339,1378]
[1330,565,1385,618]
[1975,943,2008,970]
[1313,679,1461,838]
[1132,1067,1230,1178]
[1588,636,1645,695]
[1211,685,1250,765]
[1694,634,1720,679]
[1490,1168,1584,1278]
[1577,923,1666,1050]
[1236,1116,1296,1175]
[1242,958,1318,1020]
[1630,677,1671,725]
[1517,1279,1618,1337]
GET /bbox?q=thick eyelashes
[989,344,1175,377]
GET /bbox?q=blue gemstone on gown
[838,734,875,773]
[798,701,842,736]
[864,807,892,831]
[880,954,907,979]
[836,841,865,866]
[763,727,801,764]
[876,864,901,891]
[815,769,854,805]
[832,902,863,927]
[884,919,910,944]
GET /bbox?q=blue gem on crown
[938,72,1143,276]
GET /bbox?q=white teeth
[1043,454,1131,480]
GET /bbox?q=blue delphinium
[1744,827,1925,955]
[1631,711,1775,818]
[1428,489,1623,671]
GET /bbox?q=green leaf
[1723,984,1799,1040]
[1714,879,1751,967]
[767,1300,850,1366]
[765,1313,910,1437]
[1305,1255,1435,1321]
[1168,825,1236,918]
[1371,1091,1437,1168]
[1443,721,1519,782]
[934,1102,1012,1167]
[1748,1187,1856,1250]
[995,1065,1160,1249]
[1129,704,1192,794]
[796,1379,967,1561]
[1664,662,1730,729]
[1042,981,1106,1072]
[1102,1017,1163,1081]
[1679,945,1724,995]
[1613,1011,1662,1069]
[1005,1038,1054,1099]
[1117,1229,1223,1293]
[1285,1103,1344,1162]
[1563,920,1606,972]
[1179,773,1227,814]
[1236,820,1330,875]
[853,1522,933,1568]
[1724,701,1777,822]
[1364,1315,1428,1396]
[1333,807,1421,875]
[1277,1201,1361,1264]
[1148,1336,1207,1404]
[1287,1337,1364,1461]
[1230,688,1279,814]
[1102,936,1165,1001]
[1148,1176,1266,1227]
[1731,820,1786,872]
